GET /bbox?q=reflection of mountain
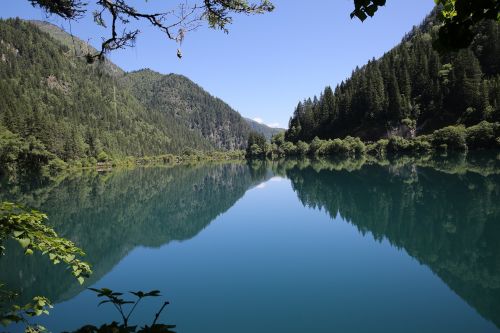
[0,163,271,304]
[282,159,500,328]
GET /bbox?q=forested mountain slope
[31,20,279,150]
[29,20,124,77]
[0,18,270,174]
[125,69,251,150]
[0,18,212,168]
[30,21,278,148]
[286,12,500,142]
[29,20,281,149]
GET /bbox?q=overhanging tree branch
[29,0,275,62]
[28,0,499,58]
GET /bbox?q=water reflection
[1,155,500,331]
[0,163,272,305]
[278,155,500,328]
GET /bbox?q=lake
[1,155,500,332]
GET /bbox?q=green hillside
[124,69,251,150]
[28,20,124,77]
[0,18,262,174]
[285,12,500,142]
[31,20,267,150]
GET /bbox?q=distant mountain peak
[244,117,285,141]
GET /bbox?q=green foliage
[0,126,53,175]
[271,132,286,146]
[246,132,267,157]
[0,291,52,330]
[296,141,310,155]
[312,137,365,157]
[0,202,92,329]
[0,19,204,163]
[204,0,274,31]
[269,121,498,159]
[46,158,67,174]
[285,13,500,143]
[387,136,412,153]
[351,0,499,51]
[281,141,298,155]
[434,0,500,51]
[96,151,110,163]
[309,137,323,155]
[412,135,433,153]
[259,135,367,159]
[382,135,433,155]
[0,202,92,283]
[248,144,263,157]
[401,118,416,129]
[465,121,500,149]
[0,128,25,174]
[431,125,467,151]
[29,0,84,20]
[344,136,366,156]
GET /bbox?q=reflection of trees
[283,159,500,328]
[0,163,270,305]
[2,157,499,327]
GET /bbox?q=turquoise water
[1,158,500,332]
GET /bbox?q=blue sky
[1,0,435,128]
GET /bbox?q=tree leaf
[17,237,31,248]
[98,300,111,306]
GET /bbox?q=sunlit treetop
[351,0,500,51]
[434,0,500,49]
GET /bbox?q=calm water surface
[1,157,500,332]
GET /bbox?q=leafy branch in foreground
[0,284,52,331]
[0,202,92,329]
[434,0,500,50]
[0,202,92,285]
[350,0,499,51]
[69,288,175,333]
